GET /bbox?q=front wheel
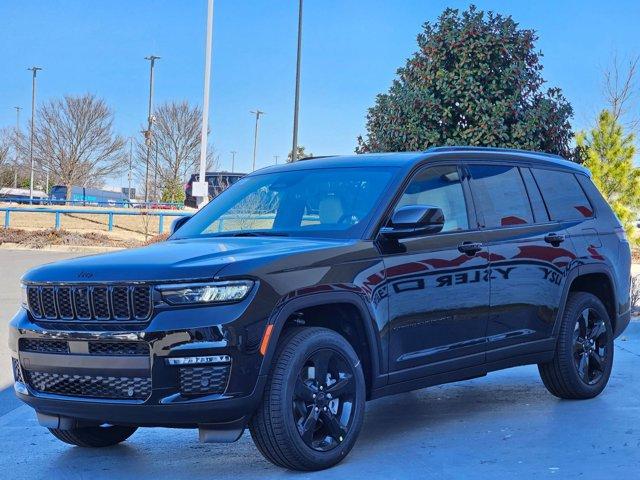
[48,425,138,447]
[249,327,366,471]
[538,292,614,399]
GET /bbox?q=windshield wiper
[219,231,289,237]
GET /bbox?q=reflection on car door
[380,164,490,383]
[466,164,576,361]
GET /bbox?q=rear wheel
[48,425,137,447]
[249,327,366,471]
[538,292,614,399]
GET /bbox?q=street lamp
[230,150,237,173]
[250,109,264,171]
[143,55,160,205]
[195,0,215,209]
[291,0,303,162]
[27,66,42,201]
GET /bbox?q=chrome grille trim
[25,284,153,324]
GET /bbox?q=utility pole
[27,66,42,201]
[143,55,160,205]
[127,137,133,200]
[14,106,21,131]
[274,155,279,165]
[153,142,159,201]
[291,0,304,162]
[14,106,21,188]
[196,0,215,209]
[250,109,264,171]
[230,150,236,173]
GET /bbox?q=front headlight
[20,284,29,310]
[157,280,254,305]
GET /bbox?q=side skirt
[369,345,554,400]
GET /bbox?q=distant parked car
[184,171,245,208]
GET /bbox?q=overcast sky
[0,0,638,188]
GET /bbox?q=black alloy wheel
[293,348,356,452]
[572,307,609,385]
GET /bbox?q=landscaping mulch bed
[0,228,166,249]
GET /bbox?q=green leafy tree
[161,178,186,204]
[357,5,574,158]
[576,110,640,241]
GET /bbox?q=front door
[381,164,490,382]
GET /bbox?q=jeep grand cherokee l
[9,147,631,471]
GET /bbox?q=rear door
[466,163,574,360]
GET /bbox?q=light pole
[14,106,21,188]
[128,137,133,200]
[143,55,160,205]
[27,66,42,201]
[196,0,215,209]
[250,109,264,171]
[274,155,279,165]
[291,0,303,162]
[230,150,236,173]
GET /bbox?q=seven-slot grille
[26,284,152,324]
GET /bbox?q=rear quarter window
[531,169,593,220]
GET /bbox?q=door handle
[544,233,565,247]
[458,242,483,256]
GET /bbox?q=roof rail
[296,155,338,161]
[425,146,567,161]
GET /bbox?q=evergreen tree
[577,110,640,241]
[357,6,574,158]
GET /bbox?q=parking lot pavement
[1,249,640,479]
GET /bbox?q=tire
[538,292,614,400]
[48,425,138,447]
[249,327,366,471]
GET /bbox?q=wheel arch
[556,264,618,336]
[259,291,385,397]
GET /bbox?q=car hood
[22,237,353,284]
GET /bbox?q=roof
[252,146,590,176]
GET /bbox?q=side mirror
[170,215,191,235]
[380,205,444,239]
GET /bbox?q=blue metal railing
[0,196,184,209]
[1,207,191,234]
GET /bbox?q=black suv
[9,147,631,471]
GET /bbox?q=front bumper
[9,307,268,429]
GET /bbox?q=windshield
[172,167,398,239]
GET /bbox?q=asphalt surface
[1,249,640,479]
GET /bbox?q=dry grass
[0,203,192,242]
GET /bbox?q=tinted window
[532,169,593,220]
[468,165,533,228]
[397,165,468,232]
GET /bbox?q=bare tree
[603,54,639,129]
[26,94,126,199]
[0,128,15,188]
[134,100,216,201]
